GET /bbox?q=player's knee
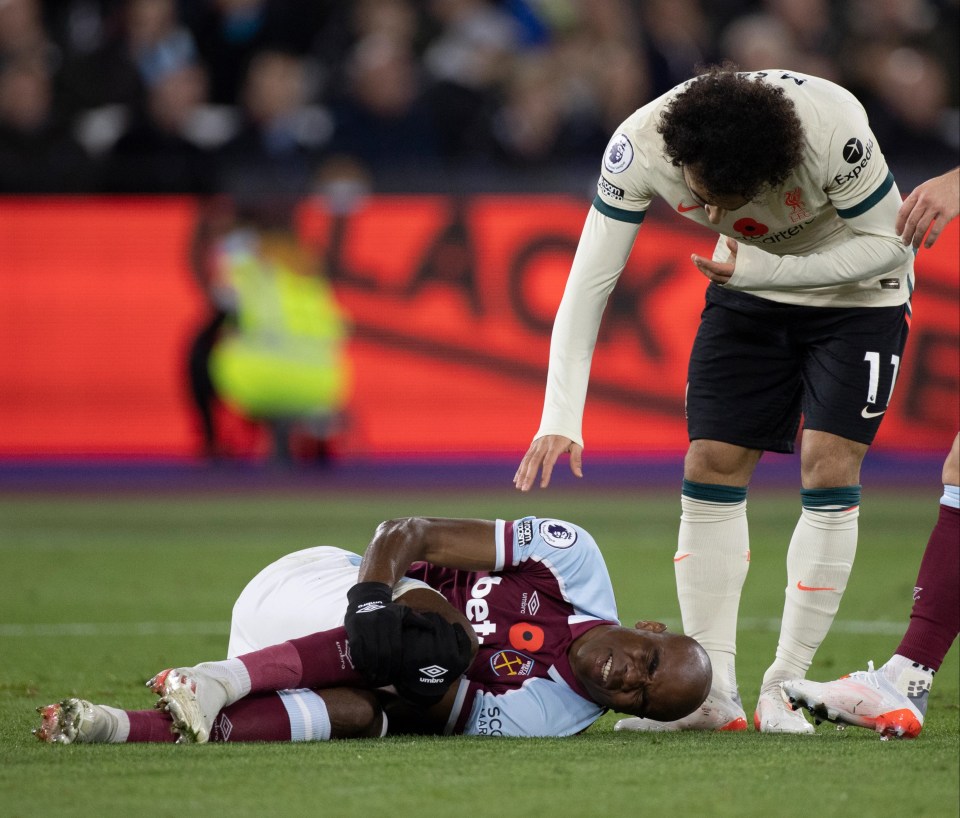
[322,689,385,739]
[799,432,867,488]
[684,439,758,484]
[352,691,386,738]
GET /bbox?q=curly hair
[657,65,806,200]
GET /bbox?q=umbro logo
[356,601,385,614]
[418,665,449,683]
[519,590,541,616]
[214,713,233,741]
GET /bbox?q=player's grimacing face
[571,625,671,718]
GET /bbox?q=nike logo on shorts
[677,202,701,213]
[796,581,836,592]
[673,553,692,562]
[861,406,886,418]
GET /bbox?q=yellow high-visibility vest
[209,230,351,417]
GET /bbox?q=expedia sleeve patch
[598,176,624,201]
[832,137,874,187]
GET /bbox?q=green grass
[1,488,957,817]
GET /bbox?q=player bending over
[35,516,711,744]
[515,65,915,735]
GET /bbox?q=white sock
[882,654,935,715]
[676,484,750,698]
[763,488,859,688]
[194,658,251,706]
[94,705,130,743]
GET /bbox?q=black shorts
[686,284,910,453]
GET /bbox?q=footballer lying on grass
[35,516,711,743]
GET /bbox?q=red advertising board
[0,196,956,457]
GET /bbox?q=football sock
[880,654,935,717]
[762,486,859,687]
[675,480,750,698]
[234,626,365,697]
[894,489,960,672]
[126,709,177,743]
[120,691,332,742]
[188,657,251,706]
[210,690,332,742]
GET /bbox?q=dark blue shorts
[686,284,910,453]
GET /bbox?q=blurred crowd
[1,0,957,197]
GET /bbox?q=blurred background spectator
[0,0,956,195]
[0,50,96,190]
[215,47,329,197]
[100,61,216,192]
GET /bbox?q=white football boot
[753,683,814,734]
[34,698,126,744]
[148,665,231,744]
[614,687,748,732]
[782,663,924,740]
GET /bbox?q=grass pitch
[1,486,957,817]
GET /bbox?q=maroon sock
[120,701,294,743]
[126,709,177,743]
[210,695,292,742]
[896,504,960,671]
[240,626,366,693]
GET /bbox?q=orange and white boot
[782,662,924,740]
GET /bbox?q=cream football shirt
[537,70,914,446]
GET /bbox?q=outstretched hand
[896,168,960,249]
[514,434,583,491]
[691,237,738,284]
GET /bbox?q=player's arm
[357,517,498,586]
[726,176,911,290]
[724,102,913,291]
[515,207,640,490]
[346,517,486,694]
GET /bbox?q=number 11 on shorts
[863,351,901,413]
